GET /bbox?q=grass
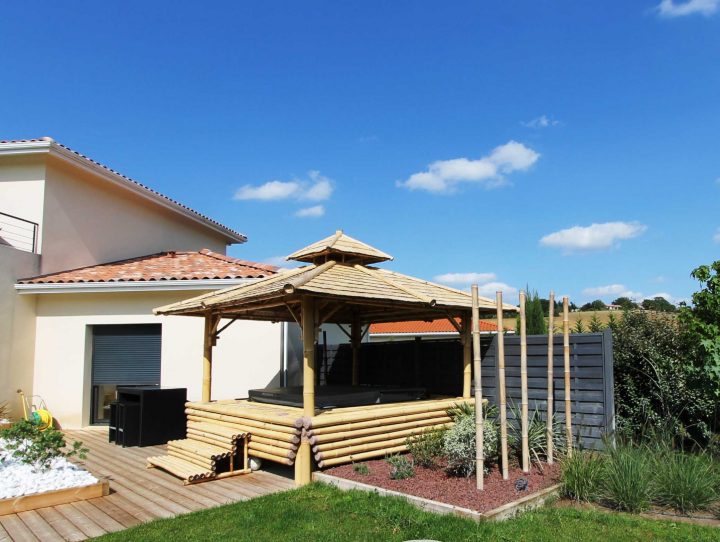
[94,483,720,542]
[654,451,720,514]
[602,444,655,513]
[561,452,605,502]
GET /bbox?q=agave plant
[506,401,566,465]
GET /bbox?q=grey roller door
[92,324,161,386]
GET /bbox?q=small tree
[516,288,547,334]
[581,299,607,311]
[612,296,639,310]
[680,260,720,395]
[573,318,586,333]
[641,296,676,312]
[588,312,604,332]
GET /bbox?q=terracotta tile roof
[369,318,499,335]
[0,137,246,243]
[18,249,278,284]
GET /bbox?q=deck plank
[35,507,87,542]
[0,428,293,541]
[16,510,64,542]
[0,514,40,541]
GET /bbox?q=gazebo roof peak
[286,230,393,264]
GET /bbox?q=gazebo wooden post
[471,286,484,490]
[496,291,509,480]
[351,314,361,385]
[462,316,472,398]
[296,296,317,486]
[202,313,220,403]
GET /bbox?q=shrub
[507,403,566,464]
[560,451,605,502]
[602,443,655,513]
[0,401,9,420]
[0,420,88,471]
[612,310,714,444]
[386,454,414,480]
[654,451,720,513]
[352,463,370,475]
[406,427,446,469]
[443,412,498,477]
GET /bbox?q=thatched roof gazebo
[155,231,516,485]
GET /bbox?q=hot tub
[248,385,427,409]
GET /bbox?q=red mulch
[325,458,560,514]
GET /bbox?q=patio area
[0,427,294,541]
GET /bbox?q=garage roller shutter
[92,324,161,386]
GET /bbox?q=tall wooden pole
[519,290,530,473]
[296,296,316,486]
[202,314,219,402]
[496,291,509,480]
[462,317,472,398]
[563,296,573,457]
[471,285,483,490]
[351,314,361,386]
[546,291,555,464]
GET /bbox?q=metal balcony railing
[0,211,39,253]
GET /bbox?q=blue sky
[1,1,718,305]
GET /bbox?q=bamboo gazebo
[152,231,516,485]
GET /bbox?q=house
[368,318,502,342]
[0,137,284,428]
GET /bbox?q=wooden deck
[0,427,295,541]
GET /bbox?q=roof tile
[369,319,499,334]
[18,250,277,284]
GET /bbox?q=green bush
[0,420,88,471]
[602,443,655,513]
[654,451,720,514]
[386,454,414,480]
[443,411,498,477]
[507,403,566,464]
[613,310,715,445]
[406,427,446,469]
[560,451,605,502]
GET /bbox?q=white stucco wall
[0,245,40,419]
[0,154,45,253]
[32,290,281,428]
[40,156,229,275]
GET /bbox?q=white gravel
[0,438,97,499]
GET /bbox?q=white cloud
[582,284,643,300]
[476,282,519,299]
[234,171,334,202]
[657,0,719,17]
[434,272,497,285]
[295,205,325,218]
[522,115,560,128]
[234,180,300,201]
[398,140,540,194]
[714,228,720,243]
[262,255,300,272]
[303,171,333,201]
[540,221,647,251]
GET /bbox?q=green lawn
[96,483,719,542]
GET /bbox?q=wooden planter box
[0,479,110,516]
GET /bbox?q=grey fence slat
[483,331,614,450]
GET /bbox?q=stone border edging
[313,472,560,522]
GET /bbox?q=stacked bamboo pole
[547,291,555,464]
[519,290,530,473]
[496,291,509,480]
[309,397,473,468]
[184,401,302,464]
[563,296,573,456]
[471,285,484,490]
[147,428,250,484]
